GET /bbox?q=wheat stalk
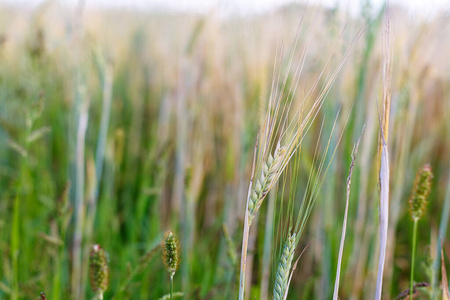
[238,8,366,298]
[375,4,392,300]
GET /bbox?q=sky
[2,0,450,17]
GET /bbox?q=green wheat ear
[163,231,180,276]
[409,163,433,221]
[89,244,109,295]
[248,143,287,224]
[273,232,296,300]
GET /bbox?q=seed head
[89,244,109,293]
[273,232,296,300]
[248,143,287,223]
[162,231,180,276]
[409,164,433,221]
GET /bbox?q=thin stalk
[72,91,89,299]
[170,274,174,300]
[175,68,188,295]
[11,193,20,300]
[375,139,389,300]
[98,292,103,300]
[333,128,363,300]
[432,173,450,295]
[53,228,69,300]
[375,4,392,299]
[239,136,258,300]
[238,182,252,300]
[260,191,276,300]
[410,219,418,299]
[11,130,30,300]
[52,251,61,300]
[86,61,113,233]
[82,60,113,299]
[245,213,259,300]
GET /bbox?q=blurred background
[0,0,449,299]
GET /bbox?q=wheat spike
[248,143,286,223]
[273,233,296,300]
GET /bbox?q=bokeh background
[0,0,449,299]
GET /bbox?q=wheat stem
[261,191,276,300]
[239,180,253,300]
[239,135,259,300]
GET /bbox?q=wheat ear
[248,143,286,225]
[273,233,296,300]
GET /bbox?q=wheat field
[0,1,449,299]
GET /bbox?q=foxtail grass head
[409,164,433,221]
[89,244,109,294]
[162,231,180,277]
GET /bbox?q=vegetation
[0,1,449,299]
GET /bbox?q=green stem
[11,194,20,300]
[98,292,103,300]
[11,159,27,300]
[170,274,174,300]
[410,219,418,299]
